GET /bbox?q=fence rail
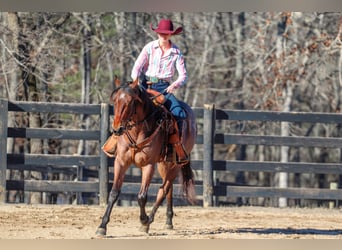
[1,99,342,207]
[0,99,110,205]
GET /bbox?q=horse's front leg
[95,188,120,236]
[138,163,154,233]
[96,159,129,237]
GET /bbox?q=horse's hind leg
[145,180,173,232]
[143,163,178,233]
[165,185,174,229]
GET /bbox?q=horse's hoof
[164,224,174,230]
[95,227,107,237]
[140,224,150,234]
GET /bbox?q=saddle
[146,88,167,106]
[145,88,188,164]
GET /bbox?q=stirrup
[177,156,189,165]
[165,144,176,162]
[174,142,189,165]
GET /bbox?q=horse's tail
[180,160,197,205]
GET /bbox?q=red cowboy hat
[150,19,183,35]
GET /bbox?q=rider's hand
[166,83,179,93]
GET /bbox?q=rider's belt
[146,76,170,84]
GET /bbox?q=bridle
[112,98,139,136]
[111,84,170,158]
[111,84,143,135]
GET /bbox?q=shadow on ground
[236,228,342,236]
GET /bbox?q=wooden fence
[0,99,110,205]
[1,99,342,207]
[203,105,342,207]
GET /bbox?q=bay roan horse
[96,79,197,236]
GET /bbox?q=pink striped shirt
[131,40,188,88]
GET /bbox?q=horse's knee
[108,189,120,203]
[138,193,147,206]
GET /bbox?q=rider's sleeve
[131,44,150,81]
[172,52,188,88]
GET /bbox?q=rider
[102,18,189,164]
[131,18,189,164]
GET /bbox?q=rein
[125,111,168,161]
[124,108,165,146]
[115,86,170,160]
[125,116,165,151]
[125,107,159,130]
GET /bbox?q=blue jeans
[142,81,186,120]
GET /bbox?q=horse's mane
[110,82,131,101]
[109,81,152,107]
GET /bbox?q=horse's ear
[114,75,121,88]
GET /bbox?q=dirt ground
[1,204,342,239]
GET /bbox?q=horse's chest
[120,130,165,166]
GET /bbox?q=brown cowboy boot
[168,120,189,164]
[102,134,118,157]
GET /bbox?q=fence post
[203,103,215,207]
[0,99,8,204]
[99,103,109,205]
[329,182,338,209]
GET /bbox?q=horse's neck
[133,99,161,131]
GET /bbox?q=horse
[96,79,197,236]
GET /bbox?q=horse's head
[110,79,144,135]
